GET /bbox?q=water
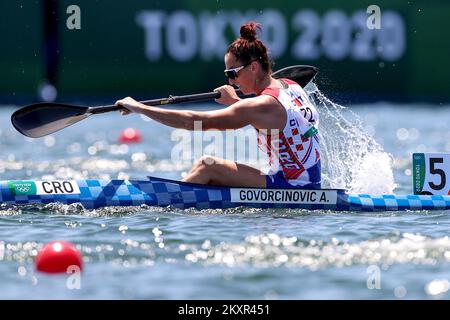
[1,93,450,299]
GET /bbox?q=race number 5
[429,157,446,191]
[413,153,450,195]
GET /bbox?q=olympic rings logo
[16,186,31,193]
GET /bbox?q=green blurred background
[1,0,449,104]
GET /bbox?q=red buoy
[35,241,83,274]
[119,128,142,143]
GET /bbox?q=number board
[413,153,450,195]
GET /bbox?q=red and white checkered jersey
[257,78,320,186]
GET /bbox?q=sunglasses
[224,60,256,79]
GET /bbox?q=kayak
[1,176,449,211]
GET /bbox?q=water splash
[305,83,396,193]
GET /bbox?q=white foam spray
[305,83,396,194]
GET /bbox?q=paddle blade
[272,65,318,87]
[11,103,90,138]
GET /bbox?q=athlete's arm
[199,95,286,130]
[115,95,286,131]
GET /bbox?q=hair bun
[240,21,261,41]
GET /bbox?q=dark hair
[227,22,272,72]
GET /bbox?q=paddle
[11,65,318,138]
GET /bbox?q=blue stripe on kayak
[1,179,450,211]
